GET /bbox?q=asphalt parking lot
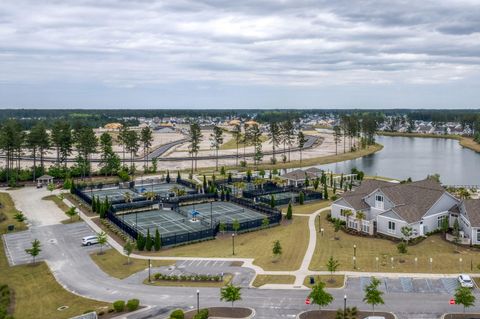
[349,276,468,295]
[3,222,103,266]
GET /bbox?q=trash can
[7,225,14,232]
[309,276,315,285]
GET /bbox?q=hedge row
[154,273,223,282]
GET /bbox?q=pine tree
[270,195,275,208]
[286,202,293,220]
[299,191,305,205]
[154,228,161,251]
[137,233,146,251]
[145,229,153,251]
[176,171,181,182]
[323,184,329,200]
[166,170,171,183]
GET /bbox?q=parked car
[82,235,99,246]
[458,274,474,288]
[364,317,385,319]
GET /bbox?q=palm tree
[144,191,156,201]
[356,211,366,232]
[123,192,133,203]
[344,210,353,229]
[458,188,471,199]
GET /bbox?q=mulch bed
[299,310,395,319]
[184,307,252,319]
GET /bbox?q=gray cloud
[1,0,480,107]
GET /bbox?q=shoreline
[377,131,480,153]
[215,143,384,172]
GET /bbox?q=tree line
[0,119,154,185]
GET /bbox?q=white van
[82,235,99,246]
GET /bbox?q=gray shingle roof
[339,178,449,223]
[281,169,317,181]
[462,199,480,227]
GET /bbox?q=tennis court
[259,191,298,202]
[177,201,266,226]
[84,187,143,202]
[134,182,195,196]
[121,209,210,236]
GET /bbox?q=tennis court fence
[257,189,322,206]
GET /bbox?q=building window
[375,194,384,209]
[388,221,395,234]
[437,215,447,228]
[362,222,369,233]
[477,229,480,242]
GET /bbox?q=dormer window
[375,194,384,209]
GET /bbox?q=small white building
[37,175,54,186]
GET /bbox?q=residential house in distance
[331,179,459,238]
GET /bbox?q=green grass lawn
[148,217,310,271]
[90,249,175,279]
[0,238,109,318]
[145,274,232,288]
[303,275,345,288]
[281,200,331,215]
[0,192,27,234]
[310,213,480,273]
[251,275,295,287]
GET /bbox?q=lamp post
[148,258,151,283]
[353,256,356,270]
[232,233,235,255]
[196,289,200,314]
[353,244,357,257]
[343,294,347,318]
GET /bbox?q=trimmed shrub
[193,309,209,319]
[113,300,125,312]
[170,309,185,319]
[126,299,140,311]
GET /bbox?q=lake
[315,136,480,185]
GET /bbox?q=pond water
[314,136,480,185]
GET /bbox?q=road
[4,221,480,319]
[0,136,319,163]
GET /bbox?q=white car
[82,235,99,246]
[364,317,385,319]
[458,274,474,288]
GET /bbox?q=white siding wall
[331,203,355,221]
[421,212,449,234]
[472,227,480,245]
[376,215,408,239]
[364,190,395,211]
[424,193,459,217]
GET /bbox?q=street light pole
[343,294,347,318]
[196,289,200,314]
[148,258,151,283]
[232,233,235,255]
[353,244,357,257]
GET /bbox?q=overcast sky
[1,0,480,109]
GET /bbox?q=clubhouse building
[331,178,480,244]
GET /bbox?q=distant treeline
[0,108,479,128]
